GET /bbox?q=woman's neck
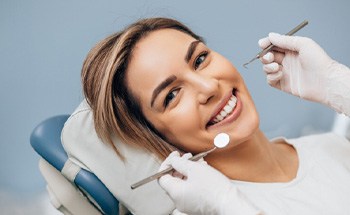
[205,130,298,183]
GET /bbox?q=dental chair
[30,100,175,215]
[30,115,121,215]
[30,99,350,215]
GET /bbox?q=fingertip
[197,157,207,164]
[261,52,274,63]
[276,70,283,79]
[258,38,264,46]
[258,37,270,49]
[263,62,279,74]
[268,32,284,46]
[182,153,193,160]
[267,75,278,86]
[268,33,303,51]
[171,157,191,176]
[169,151,180,157]
[159,151,181,172]
[267,70,283,85]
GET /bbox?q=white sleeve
[218,186,264,215]
[326,63,350,116]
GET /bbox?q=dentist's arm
[259,33,350,116]
[159,152,262,215]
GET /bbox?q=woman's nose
[191,74,219,104]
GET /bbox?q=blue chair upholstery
[30,115,120,215]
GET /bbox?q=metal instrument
[243,20,308,68]
[130,147,217,189]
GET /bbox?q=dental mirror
[214,132,230,148]
[130,132,230,189]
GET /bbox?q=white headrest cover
[61,100,175,215]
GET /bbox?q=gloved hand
[259,33,350,115]
[158,151,261,215]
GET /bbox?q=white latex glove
[158,151,261,215]
[259,33,350,116]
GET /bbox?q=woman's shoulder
[271,132,350,155]
[283,133,350,163]
[284,133,350,175]
[288,132,350,146]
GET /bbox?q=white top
[62,101,350,215]
[231,132,350,215]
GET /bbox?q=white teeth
[223,105,233,113]
[217,115,224,120]
[228,97,237,106]
[211,94,237,124]
[220,110,227,117]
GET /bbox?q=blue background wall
[1,0,349,205]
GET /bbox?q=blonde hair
[81,17,203,160]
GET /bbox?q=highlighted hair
[81,17,203,160]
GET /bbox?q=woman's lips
[206,90,242,129]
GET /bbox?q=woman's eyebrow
[151,75,177,108]
[185,40,201,63]
[150,41,200,108]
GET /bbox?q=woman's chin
[227,113,260,148]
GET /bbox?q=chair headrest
[61,100,175,214]
[30,115,119,215]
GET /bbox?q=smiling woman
[81,17,350,215]
[83,17,260,159]
[125,27,260,158]
[82,18,205,160]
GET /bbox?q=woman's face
[126,29,259,154]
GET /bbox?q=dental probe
[130,133,230,189]
[243,20,308,68]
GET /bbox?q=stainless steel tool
[131,133,230,189]
[243,20,308,68]
[130,147,216,189]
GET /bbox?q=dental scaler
[243,20,308,68]
[130,133,230,189]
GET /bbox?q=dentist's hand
[158,151,261,215]
[259,33,350,115]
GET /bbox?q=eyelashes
[164,88,179,107]
[163,50,210,108]
[194,51,209,70]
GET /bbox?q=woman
[82,17,350,214]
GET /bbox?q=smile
[207,89,241,128]
[211,95,237,124]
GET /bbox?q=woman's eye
[164,89,179,107]
[194,52,208,70]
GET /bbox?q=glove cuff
[325,61,350,116]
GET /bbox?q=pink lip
[208,91,233,122]
[206,90,242,129]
